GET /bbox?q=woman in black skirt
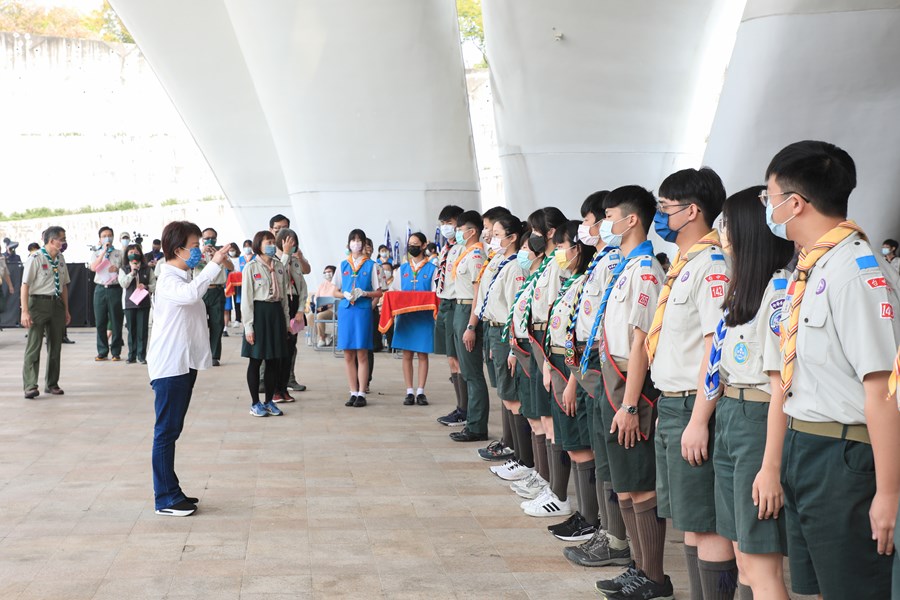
[241,230,290,418]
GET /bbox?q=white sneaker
[496,461,534,482]
[325,334,333,346]
[521,486,552,509]
[511,473,548,499]
[490,458,518,475]
[317,340,326,348]
[524,490,572,518]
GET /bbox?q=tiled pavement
[0,326,807,599]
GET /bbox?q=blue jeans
[151,369,197,510]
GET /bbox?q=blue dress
[337,258,376,350]
[391,261,438,354]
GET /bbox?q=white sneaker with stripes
[490,458,518,475]
[523,489,572,518]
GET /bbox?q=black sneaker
[403,394,415,406]
[478,440,515,461]
[547,511,582,534]
[155,499,197,517]
[563,529,631,567]
[222,330,229,337]
[345,395,356,407]
[415,393,428,406]
[449,428,488,442]
[212,359,220,367]
[551,512,597,542]
[437,408,467,427]
[595,562,640,595]
[606,573,674,600]
[354,396,367,407]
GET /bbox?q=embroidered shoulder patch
[705,274,730,283]
[856,255,878,270]
[881,303,894,320]
[638,293,650,307]
[641,274,658,285]
[253,273,262,280]
[867,276,887,289]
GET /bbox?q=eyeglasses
[656,202,691,213]
[758,190,797,207]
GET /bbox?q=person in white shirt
[146,220,231,517]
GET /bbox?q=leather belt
[208,284,223,288]
[661,390,698,398]
[787,417,870,445]
[487,320,503,328]
[531,322,547,331]
[724,385,770,403]
[549,347,566,355]
[456,299,473,305]
[102,283,120,289]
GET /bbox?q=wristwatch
[466,324,476,331]
[620,404,638,415]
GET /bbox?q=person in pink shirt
[308,265,337,347]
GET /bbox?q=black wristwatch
[466,324,476,331]
[620,405,638,415]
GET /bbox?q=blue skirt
[392,311,435,354]
[337,299,373,350]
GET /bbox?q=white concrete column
[703,0,900,242]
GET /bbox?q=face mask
[127,254,140,261]
[121,239,130,246]
[379,251,389,259]
[440,223,456,239]
[765,197,795,241]
[324,272,334,281]
[554,247,572,270]
[243,246,252,255]
[454,229,467,245]
[384,270,393,279]
[264,245,277,257]
[229,251,239,258]
[102,236,113,245]
[529,234,547,256]
[349,240,363,253]
[653,206,690,243]
[882,247,891,256]
[408,245,423,258]
[487,237,502,253]
[182,247,202,269]
[577,223,599,246]
[516,248,533,269]
[203,238,216,246]
[60,242,67,253]
[599,217,631,247]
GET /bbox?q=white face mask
[440,223,456,239]
[324,272,334,281]
[577,223,599,246]
[349,240,363,253]
[229,251,239,258]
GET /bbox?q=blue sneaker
[263,401,283,416]
[249,403,269,417]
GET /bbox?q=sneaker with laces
[521,486,551,509]
[563,530,632,567]
[155,499,197,517]
[595,563,641,595]
[523,490,572,518]
[263,401,283,416]
[249,403,269,417]
[490,457,518,475]
[478,440,515,461]
[606,573,674,600]
[547,511,581,533]
[437,408,466,427]
[551,512,597,542]
[511,472,548,499]
[495,460,534,482]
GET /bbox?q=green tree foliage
[457,0,486,67]
[0,0,133,43]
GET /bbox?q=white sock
[406,388,414,395]
[351,390,358,396]
[357,391,366,397]
[416,387,425,396]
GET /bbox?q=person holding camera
[193,228,233,366]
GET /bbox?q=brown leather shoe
[46,386,64,395]
[24,388,39,399]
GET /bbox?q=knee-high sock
[247,358,262,405]
[263,358,279,403]
[549,443,571,501]
[619,498,641,571]
[738,583,753,600]
[575,460,599,526]
[458,373,469,413]
[603,481,628,543]
[514,415,534,468]
[698,558,738,600]
[533,433,549,481]
[634,498,667,585]
[595,475,609,531]
[450,373,462,410]
[684,545,703,600]
[501,404,513,449]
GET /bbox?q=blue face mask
[455,230,466,245]
[653,206,690,243]
[183,247,202,269]
[765,198,795,241]
[516,248,533,269]
[264,245,277,257]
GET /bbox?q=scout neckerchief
[475,249,496,284]
[436,243,452,293]
[501,255,552,342]
[451,242,484,280]
[478,255,514,320]
[408,258,428,286]
[40,247,61,296]
[263,258,281,302]
[544,271,587,356]
[564,246,619,366]
[781,221,864,397]
[346,255,368,291]
[645,230,720,364]
[579,240,653,374]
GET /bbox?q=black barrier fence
[1,262,97,328]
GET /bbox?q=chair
[313,297,341,357]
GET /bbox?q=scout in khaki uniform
[195,228,234,366]
[433,205,467,427]
[703,187,795,600]
[274,228,309,401]
[90,226,125,361]
[476,215,530,474]
[450,210,488,442]
[646,167,737,599]
[21,226,70,399]
[760,141,900,600]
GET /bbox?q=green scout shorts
[548,352,591,452]
[484,324,516,400]
[433,298,457,358]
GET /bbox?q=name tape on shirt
[705,274,730,283]
[867,276,888,290]
[641,274,658,285]
[881,303,894,320]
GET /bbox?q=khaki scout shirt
[241,258,290,335]
[719,270,789,393]
[530,259,563,325]
[602,254,666,361]
[192,246,228,285]
[783,234,900,424]
[434,243,462,300]
[548,272,588,347]
[280,252,309,307]
[573,246,622,343]
[23,250,70,296]
[452,243,485,301]
[483,258,527,324]
[92,247,123,285]
[650,244,731,393]
[511,273,538,340]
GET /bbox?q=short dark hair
[722,186,795,327]
[202,227,217,237]
[493,214,528,251]
[161,221,202,261]
[27,242,40,252]
[348,229,366,244]
[275,227,297,250]
[425,242,437,252]
[124,243,145,265]
[243,239,253,247]
[527,207,567,237]
[324,265,337,273]
[655,252,669,266]
[456,210,483,234]
[251,230,275,256]
[43,226,66,245]
[152,239,161,245]
[580,191,609,220]
[482,206,511,222]
[605,185,657,234]
[269,214,290,228]
[98,226,113,238]
[884,239,899,250]
[409,232,427,246]
[438,205,464,222]
[765,140,856,218]
[378,244,389,252]
[658,167,726,228]
[553,220,593,274]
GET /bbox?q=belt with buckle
[724,385,770,403]
[787,417,870,445]
[661,390,697,398]
[487,320,503,328]
[549,346,566,355]
[531,322,548,331]
[456,299,473,305]
[208,284,223,288]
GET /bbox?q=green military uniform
[22,249,69,392]
[91,246,124,358]
[452,243,488,434]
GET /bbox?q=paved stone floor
[0,326,806,599]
